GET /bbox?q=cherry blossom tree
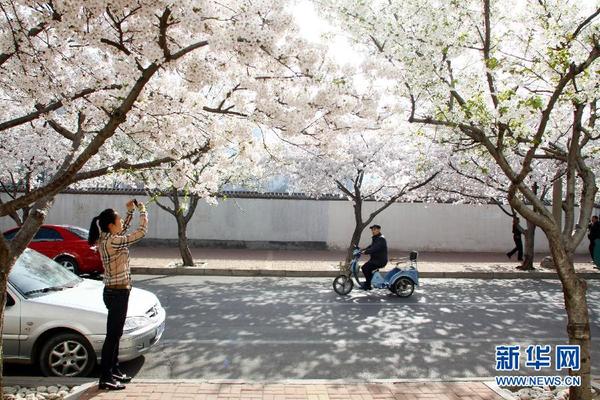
[138,132,263,266]
[286,132,439,267]
[267,98,443,267]
[437,154,562,270]
[321,0,600,397]
[0,0,331,387]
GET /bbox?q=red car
[2,225,103,275]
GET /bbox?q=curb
[484,382,517,400]
[130,267,600,279]
[65,382,97,400]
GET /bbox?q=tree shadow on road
[117,276,600,381]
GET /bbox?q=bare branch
[158,7,173,60]
[0,85,121,132]
[482,0,499,109]
[363,171,441,227]
[170,40,209,60]
[335,179,355,199]
[100,38,131,55]
[369,35,385,52]
[202,84,248,117]
[561,7,600,49]
[46,119,75,141]
[72,142,210,182]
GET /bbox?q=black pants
[361,261,384,288]
[100,288,130,381]
[508,237,523,261]
[590,240,595,259]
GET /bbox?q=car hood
[29,279,159,317]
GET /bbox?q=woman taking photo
[88,199,148,390]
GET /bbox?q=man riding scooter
[360,224,388,290]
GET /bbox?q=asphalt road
[122,276,600,380]
[5,276,599,380]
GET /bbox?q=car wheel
[55,256,79,275]
[39,333,96,377]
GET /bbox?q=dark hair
[88,208,118,245]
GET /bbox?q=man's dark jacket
[512,223,525,239]
[589,221,600,241]
[363,234,388,267]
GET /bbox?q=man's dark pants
[100,288,130,381]
[361,261,384,288]
[508,237,523,261]
[590,240,595,259]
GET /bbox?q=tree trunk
[344,223,365,271]
[0,240,15,396]
[520,220,536,270]
[553,177,563,231]
[175,215,194,266]
[0,196,54,395]
[547,231,592,400]
[344,196,365,271]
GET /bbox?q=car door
[30,227,64,258]
[2,288,21,359]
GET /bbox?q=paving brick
[78,381,505,400]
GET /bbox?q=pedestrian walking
[588,215,600,262]
[506,217,525,261]
[88,199,148,390]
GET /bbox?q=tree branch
[335,179,355,199]
[517,42,600,184]
[482,0,499,109]
[158,8,173,60]
[72,142,210,182]
[170,40,209,60]
[184,195,200,223]
[46,119,76,141]
[363,171,441,227]
[202,84,248,117]
[0,85,121,133]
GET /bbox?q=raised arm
[119,200,137,234]
[111,205,148,250]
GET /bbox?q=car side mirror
[5,294,15,307]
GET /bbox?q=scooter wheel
[333,275,354,295]
[393,277,415,297]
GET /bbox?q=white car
[2,249,166,377]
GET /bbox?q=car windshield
[9,249,82,298]
[67,226,89,240]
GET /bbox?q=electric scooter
[332,247,419,297]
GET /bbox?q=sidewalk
[129,247,600,279]
[78,380,508,400]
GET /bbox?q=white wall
[0,193,592,253]
[327,201,575,252]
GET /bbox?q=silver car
[2,249,166,377]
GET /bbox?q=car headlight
[123,316,151,332]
